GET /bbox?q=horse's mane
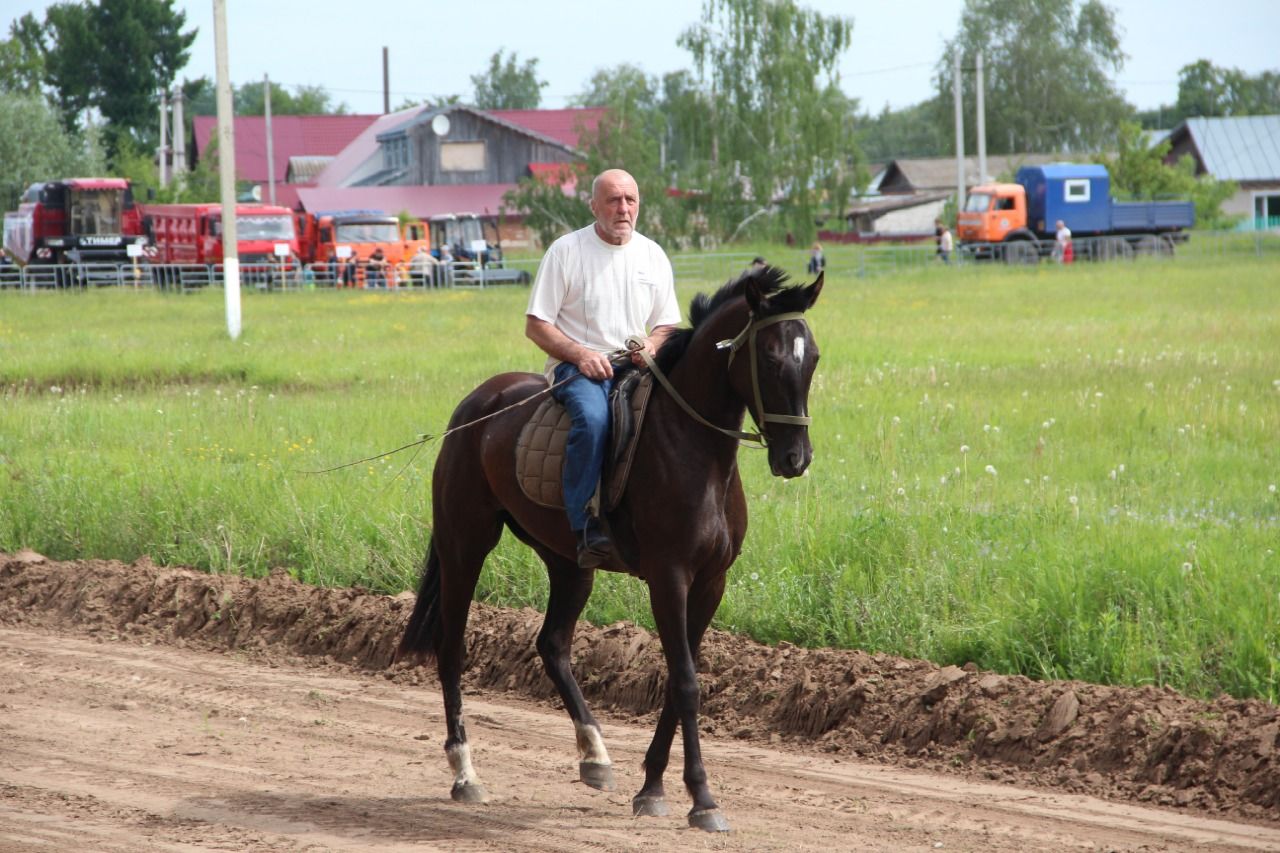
[654,265,810,372]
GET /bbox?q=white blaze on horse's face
[792,336,806,364]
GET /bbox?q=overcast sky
[8,0,1279,116]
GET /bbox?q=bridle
[637,310,812,447]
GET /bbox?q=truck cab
[956,183,1027,244]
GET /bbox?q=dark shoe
[576,521,613,569]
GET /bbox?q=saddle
[515,368,654,512]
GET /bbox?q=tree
[856,102,948,161]
[0,14,47,98]
[471,50,546,110]
[1174,60,1280,120]
[0,94,105,210]
[508,64,682,248]
[19,0,195,156]
[234,81,348,116]
[677,0,859,242]
[1104,121,1238,230]
[935,0,1130,154]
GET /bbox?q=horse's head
[734,269,823,478]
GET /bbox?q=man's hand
[629,325,676,367]
[628,336,657,367]
[577,349,614,380]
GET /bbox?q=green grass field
[2,251,1278,701]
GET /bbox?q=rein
[308,309,811,474]
[638,310,811,447]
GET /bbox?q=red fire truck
[143,203,300,285]
[3,177,148,266]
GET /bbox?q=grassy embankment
[2,251,1277,701]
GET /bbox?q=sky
[7,0,1280,117]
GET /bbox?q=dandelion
[985,465,997,476]
[1109,469,1117,480]
[892,416,900,424]
[1270,484,1277,494]
[960,444,970,454]
[940,475,948,485]
[49,385,62,394]
[1042,475,1050,482]
[750,572,759,581]
[896,487,906,496]
[1181,562,1194,576]
[983,424,991,432]
[1095,391,1104,398]
[1069,495,1079,506]
[1118,464,1125,474]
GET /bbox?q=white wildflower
[985,465,997,476]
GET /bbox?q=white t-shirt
[1056,225,1072,246]
[526,224,680,380]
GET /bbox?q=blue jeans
[550,362,612,531]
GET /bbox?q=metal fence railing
[0,258,540,292]
[2,229,1276,292]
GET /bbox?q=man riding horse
[524,169,681,568]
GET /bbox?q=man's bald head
[590,169,640,245]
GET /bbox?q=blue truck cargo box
[1017,164,1111,235]
[1017,163,1194,236]
[1109,199,1195,231]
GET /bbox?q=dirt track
[2,552,1279,851]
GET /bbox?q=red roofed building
[191,114,379,186]
[190,105,603,248]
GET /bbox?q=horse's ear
[744,275,768,313]
[804,271,824,308]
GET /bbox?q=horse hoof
[579,761,615,791]
[688,808,730,832]
[632,795,670,818]
[450,782,489,803]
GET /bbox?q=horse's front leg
[535,554,615,791]
[639,571,730,832]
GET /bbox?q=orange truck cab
[295,210,430,287]
[956,183,1028,245]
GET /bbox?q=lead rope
[301,348,640,475]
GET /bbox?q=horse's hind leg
[436,516,503,803]
[532,549,615,792]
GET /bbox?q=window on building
[1254,193,1280,230]
[441,141,486,172]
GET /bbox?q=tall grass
[2,254,1277,701]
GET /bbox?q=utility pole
[382,47,390,113]
[953,51,966,214]
[265,73,276,205]
[213,0,240,340]
[976,50,988,183]
[158,89,169,189]
[172,87,186,176]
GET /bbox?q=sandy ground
[2,552,1279,851]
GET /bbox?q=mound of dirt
[2,551,1277,824]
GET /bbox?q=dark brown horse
[396,266,822,832]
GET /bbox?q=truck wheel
[1004,241,1037,265]
[1135,235,1173,257]
[1097,237,1132,261]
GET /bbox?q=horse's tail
[394,537,441,667]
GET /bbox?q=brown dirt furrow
[1,551,1279,851]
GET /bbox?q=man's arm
[525,315,614,380]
